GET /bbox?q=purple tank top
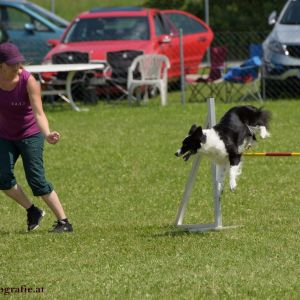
[0,69,40,140]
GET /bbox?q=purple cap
[0,42,25,65]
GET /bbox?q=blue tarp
[224,56,261,83]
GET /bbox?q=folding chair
[127,54,170,106]
[105,50,143,100]
[224,55,263,102]
[249,43,263,59]
[185,46,227,102]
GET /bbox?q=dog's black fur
[175,105,271,190]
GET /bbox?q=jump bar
[243,152,300,156]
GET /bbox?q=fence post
[50,0,55,13]
[205,0,211,65]
[179,28,186,105]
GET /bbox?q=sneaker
[27,206,45,231]
[50,220,73,233]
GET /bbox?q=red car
[43,7,213,80]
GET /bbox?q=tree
[144,0,287,32]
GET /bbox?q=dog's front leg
[248,125,270,139]
[258,126,270,139]
[229,154,242,191]
[216,164,227,194]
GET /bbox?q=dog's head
[243,106,272,129]
[175,124,207,161]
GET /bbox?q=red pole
[243,152,300,156]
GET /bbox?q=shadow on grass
[0,228,72,236]
[147,223,243,238]
[0,229,37,236]
[148,225,217,238]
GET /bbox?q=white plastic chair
[127,54,170,106]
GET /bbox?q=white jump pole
[208,100,222,229]
[175,154,203,225]
[175,97,224,232]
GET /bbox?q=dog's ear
[258,107,272,128]
[188,124,197,135]
[194,126,207,143]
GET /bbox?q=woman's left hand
[46,132,60,144]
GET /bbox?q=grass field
[33,0,147,20]
[0,93,299,299]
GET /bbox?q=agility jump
[175,98,299,232]
[175,98,223,232]
[244,152,300,156]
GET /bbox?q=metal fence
[180,31,268,103]
[180,30,300,102]
[26,31,300,104]
[214,31,267,61]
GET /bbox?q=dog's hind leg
[228,154,242,191]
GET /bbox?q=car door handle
[197,37,207,42]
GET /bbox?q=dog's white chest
[200,129,227,163]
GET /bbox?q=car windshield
[280,0,300,25]
[26,2,69,28]
[63,16,150,42]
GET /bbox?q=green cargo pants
[0,132,53,196]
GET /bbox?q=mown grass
[0,93,299,299]
[33,0,146,20]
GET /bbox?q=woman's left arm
[27,75,60,144]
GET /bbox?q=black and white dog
[175,105,271,191]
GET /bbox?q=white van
[262,0,300,97]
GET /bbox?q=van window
[280,0,300,25]
[0,6,49,31]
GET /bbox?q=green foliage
[32,0,146,21]
[32,0,287,31]
[145,0,287,31]
[0,95,299,298]
[144,0,183,9]
[208,0,286,32]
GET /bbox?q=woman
[0,42,72,233]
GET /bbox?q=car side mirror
[158,35,171,44]
[47,39,59,47]
[268,11,277,26]
[24,23,36,33]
